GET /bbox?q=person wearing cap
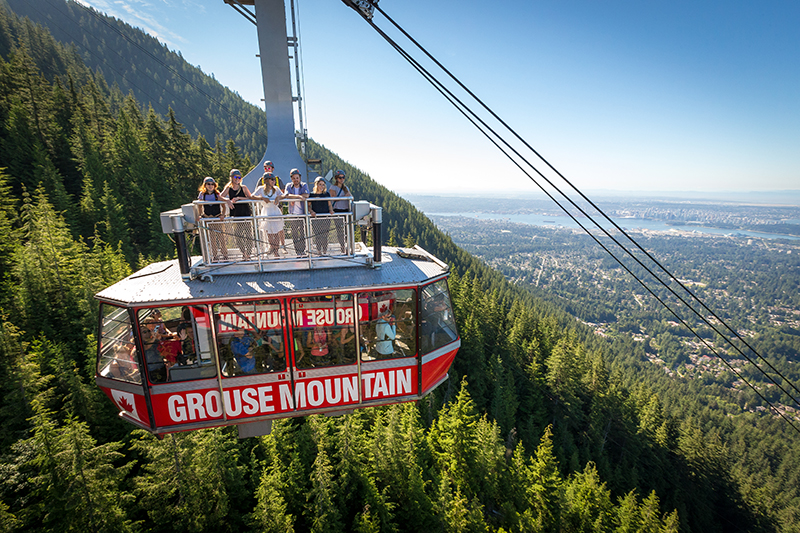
[197,177,232,261]
[309,176,333,255]
[253,172,284,257]
[220,169,256,260]
[283,168,310,255]
[329,169,351,254]
[261,161,286,250]
[263,160,283,189]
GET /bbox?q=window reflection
[360,289,417,360]
[97,305,141,384]
[292,295,357,368]
[137,305,217,383]
[214,300,287,376]
[419,280,458,355]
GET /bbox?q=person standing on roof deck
[309,176,333,255]
[220,169,256,261]
[264,160,286,249]
[283,168,310,255]
[263,160,283,189]
[253,172,285,258]
[197,177,232,261]
[329,169,351,254]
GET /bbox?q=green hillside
[0,1,796,531]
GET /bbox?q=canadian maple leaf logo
[118,396,134,413]
[378,300,390,314]
[110,390,141,423]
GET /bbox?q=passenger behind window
[230,329,257,373]
[109,342,139,382]
[262,327,286,371]
[332,324,356,365]
[307,325,330,366]
[419,294,456,354]
[176,307,194,365]
[374,308,397,358]
[141,318,168,383]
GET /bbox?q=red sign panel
[149,366,417,427]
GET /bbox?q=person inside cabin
[283,168,310,255]
[263,327,284,371]
[419,294,452,354]
[231,329,256,374]
[333,324,356,365]
[392,294,416,356]
[328,169,351,254]
[253,172,285,258]
[197,177,232,261]
[293,333,307,368]
[308,176,333,255]
[307,324,330,366]
[141,317,168,382]
[220,169,255,261]
[109,342,139,382]
[176,307,194,365]
[374,307,397,358]
[150,310,183,374]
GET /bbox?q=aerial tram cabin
[95,197,460,437]
[94,0,458,437]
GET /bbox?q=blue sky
[75,0,800,196]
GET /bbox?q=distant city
[408,194,800,240]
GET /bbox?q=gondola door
[289,294,362,412]
[212,299,295,422]
[357,288,421,403]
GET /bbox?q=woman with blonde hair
[197,177,231,261]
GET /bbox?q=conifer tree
[529,425,563,532]
[371,404,434,532]
[563,461,613,533]
[25,399,134,532]
[429,380,480,496]
[130,429,245,531]
[307,449,343,533]
[252,460,296,532]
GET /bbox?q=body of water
[428,212,800,241]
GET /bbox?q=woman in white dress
[253,172,285,257]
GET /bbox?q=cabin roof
[96,246,448,307]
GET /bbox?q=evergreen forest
[0,1,797,531]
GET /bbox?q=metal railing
[192,198,355,266]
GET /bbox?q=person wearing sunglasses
[220,169,256,260]
[197,177,232,261]
[283,168,310,255]
[263,160,286,250]
[253,172,285,257]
